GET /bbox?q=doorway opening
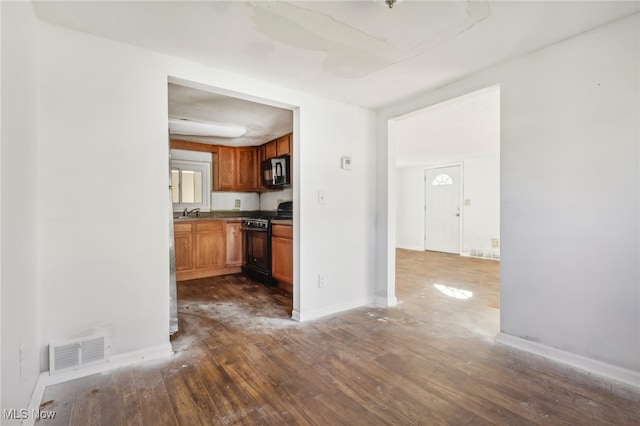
[166,77,300,341]
[391,85,501,336]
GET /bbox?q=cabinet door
[195,222,226,269]
[236,147,257,190]
[265,140,277,159]
[256,145,266,190]
[225,222,243,267]
[276,134,291,156]
[217,146,236,190]
[174,232,193,271]
[272,236,293,289]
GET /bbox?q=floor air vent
[49,336,108,374]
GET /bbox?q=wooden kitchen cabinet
[256,145,266,190]
[271,224,293,292]
[195,221,226,270]
[263,133,291,160]
[276,134,291,156]
[217,146,236,191]
[225,221,243,267]
[171,135,292,193]
[265,140,278,159]
[215,146,257,191]
[236,147,257,190]
[174,220,243,281]
[174,222,193,272]
[260,132,293,192]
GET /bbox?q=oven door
[244,227,270,273]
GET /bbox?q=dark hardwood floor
[38,249,640,425]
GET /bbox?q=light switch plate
[341,156,352,170]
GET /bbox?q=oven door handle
[242,227,269,232]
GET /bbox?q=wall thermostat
[341,156,352,170]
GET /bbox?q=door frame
[168,76,301,320]
[423,162,464,254]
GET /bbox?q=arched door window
[431,173,453,186]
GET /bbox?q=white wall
[378,14,639,374]
[395,167,424,250]
[462,157,500,258]
[396,158,500,257]
[1,2,41,418]
[36,18,376,373]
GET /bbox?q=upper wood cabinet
[236,148,257,190]
[264,133,291,160]
[214,146,257,191]
[171,134,292,193]
[276,134,291,156]
[265,140,277,159]
[256,145,266,190]
[217,146,236,191]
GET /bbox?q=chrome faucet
[183,208,200,218]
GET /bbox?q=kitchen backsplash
[210,188,292,211]
[211,192,259,211]
[260,188,293,211]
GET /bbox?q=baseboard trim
[23,343,173,426]
[23,373,48,426]
[297,296,375,322]
[375,295,398,307]
[291,309,301,322]
[396,245,424,251]
[496,332,640,390]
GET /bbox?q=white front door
[425,166,461,253]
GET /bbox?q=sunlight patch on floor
[434,283,473,299]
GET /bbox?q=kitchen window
[171,159,210,212]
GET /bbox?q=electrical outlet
[234,199,241,209]
[318,274,326,288]
[491,238,499,248]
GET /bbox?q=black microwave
[262,155,290,187]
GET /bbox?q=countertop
[173,216,244,222]
[173,216,292,225]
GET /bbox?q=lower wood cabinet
[174,223,194,272]
[225,221,243,266]
[271,224,293,292]
[174,220,243,281]
[195,221,226,270]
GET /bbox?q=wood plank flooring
[38,249,639,425]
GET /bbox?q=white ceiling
[32,1,638,150]
[168,83,293,147]
[33,1,639,109]
[393,85,500,168]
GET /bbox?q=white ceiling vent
[49,336,108,375]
